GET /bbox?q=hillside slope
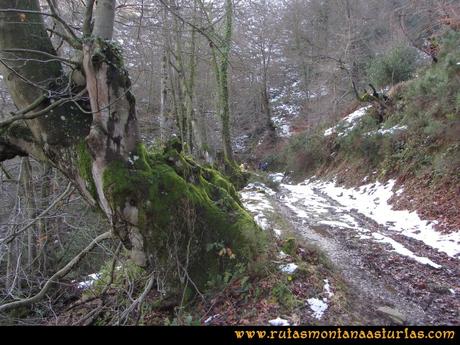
[269,30,460,234]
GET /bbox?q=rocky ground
[237,175,459,325]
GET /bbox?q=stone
[376,306,406,324]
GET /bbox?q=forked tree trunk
[0,0,264,299]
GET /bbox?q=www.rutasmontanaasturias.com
[233,327,456,340]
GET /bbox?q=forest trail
[240,176,460,325]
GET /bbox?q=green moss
[102,143,266,298]
[2,123,34,142]
[221,158,249,190]
[271,282,297,310]
[76,140,98,199]
[282,237,298,256]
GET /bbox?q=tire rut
[271,184,459,325]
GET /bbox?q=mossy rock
[101,143,266,299]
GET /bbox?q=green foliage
[366,45,418,88]
[282,238,298,256]
[280,128,331,176]
[271,282,297,310]
[76,140,98,199]
[83,258,147,299]
[279,30,459,183]
[101,142,266,298]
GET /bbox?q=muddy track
[271,184,459,325]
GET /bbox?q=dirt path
[249,180,459,325]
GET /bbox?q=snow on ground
[278,251,289,259]
[280,177,458,267]
[324,106,372,137]
[269,317,290,326]
[233,134,249,153]
[279,263,298,274]
[240,183,275,230]
[268,172,285,183]
[376,125,407,135]
[76,273,101,289]
[307,279,335,319]
[270,80,302,138]
[371,233,441,268]
[307,298,328,319]
[273,229,282,237]
[272,115,292,137]
[313,179,460,258]
[204,314,220,324]
[363,125,408,136]
[323,279,333,299]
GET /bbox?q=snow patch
[77,273,101,289]
[204,314,220,324]
[240,183,275,231]
[279,263,298,274]
[269,317,290,326]
[324,106,371,137]
[278,251,288,259]
[268,173,285,183]
[323,279,334,299]
[279,178,459,265]
[372,233,441,269]
[307,298,328,319]
[377,125,407,135]
[314,179,460,259]
[233,134,249,153]
[366,125,408,136]
[272,115,292,137]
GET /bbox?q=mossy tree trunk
[0,0,264,298]
[197,0,247,187]
[198,0,234,162]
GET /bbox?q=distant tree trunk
[204,0,235,164]
[20,157,37,271]
[37,163,53,272]
[261,50,275,132]
[170,2,198,155]
[159,6,169,144]
[219,0,234,163]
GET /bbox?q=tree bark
[0,0,263,300]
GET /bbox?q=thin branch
[0,231,112,313]
[0,49,78,66]
[0,163,13,180]
[0,89,88,128]
[1,183,74,245]
[10,94,47,117]
[117,272,155,325]
[45,1,80,43]
[0,8,81,49]
[158,0,226,59]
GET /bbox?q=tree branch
[1,182,74,245]
[0,49,78,66]
[0,88,87,129]
[0,231,112,313]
